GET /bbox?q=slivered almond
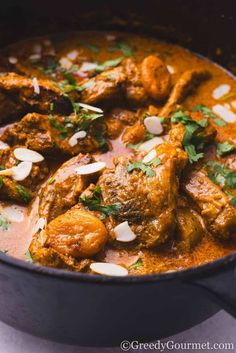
[80,62,97,72]
[144,116,163,135]
[59,57,72,70]
[114,221,137,242]
[138,137,164,152]
[75,162,106,175]
[0,141,9,150]
[212,84,231,100]
[167,65,175,74]
[33,217,46,234]
[79,103,103,113]
[90,262,128,276]
[142,149,157,164]
[32,77,40,94]
[213,104,236,123]
[68,131,87,147]
[8,57,18,64]
[66,50,78,61]
[14,148,44,163]
[11,161,33,181]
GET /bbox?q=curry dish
[0,31,236,276]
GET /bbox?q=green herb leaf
[80,186,121,217]
[128,258,143,270]
[217,142,236,156]
[95,57,124,73]
[15,185,32,203]
[225,191,236,207]
[108,42,135,57]
[207,161,236,189]
[48,115,68,138]
[127,161,156,177]
[147,157,162,167]
[184,145,204,163]
[0,214,10,231]
[25,250,33,263]
[48,177,55,185]
[84,43,100,53]
[94,131,109,153]
[193,104,227,126]
[0,176,3,188]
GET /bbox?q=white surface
[0,311,235,352]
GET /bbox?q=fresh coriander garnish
[206,161,236,189]
[0,214,10,231]
[126,157,161,177]
[193,104,226,127]
[128,258,143,270]
[80,186,121,218]
[108,42,135,57]
[48,115,68,138]
[48,177,55,185]
[15,185,32,203]
[25,250,33,263]
[0,176,3,188]
[84,43,100,53]
[94,130,109,153]
[171,110,206,163]
[216,142,236,156]
[95,57,124,74]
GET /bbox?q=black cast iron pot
[0,0,236,347]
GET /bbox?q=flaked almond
[212,84,231,100]
[29,54,41,62]
[80,62,97,72]
[75,162,106,175]
[167,65,175,74]
[2,206,24,223]
[0,141,9,150]
[144,116,163,135]
[8,56,18,64]
[11,161,33,181]
[213,104,236,123]
[90,262,128,276]
[33,217,46,234]
[68,131,87,147]
[32,77,40,95]
[66,50,78,61]
[59,57,72,70]
[138,137,164,152]
[79,103,103,113]
[43,39,52,46]
[142,149,157,164]
[114,221,137,242]
[106,34,116,41]
[33,44,42,54]
[14,148,44,163]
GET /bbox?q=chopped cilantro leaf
[0,214,10,231]
[193,104,227,126]
[225,191,236,207]
[207,161,236,189]
[217,142,236,156]
[128,258,143,270]
[95,57,124,73]
[15,185,32,203]
[108,42,135,57]
[0,176,3,188]
[25,250,33,263]
[127,161,156,177]
[84,43,100,53]
[48,115,68,138]
[80,186,121,218]
[48,177,55,185]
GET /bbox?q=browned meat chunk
[183,169,236,240]
[122,122,146,144]
[0,145,49,203]
[80,55,171,106]
[105,108,137,139]
[176,199,205,252]
[1,112,102,156]
[0,72,72,122]
[160,69,210,117]
[38,154,96,222]
[98,143,187,248]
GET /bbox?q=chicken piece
[38,154,95,222]
[1,112,101,156]
[176,199,205,252]
[141,55,171,101]
[98,143,187,248]
[122,122,146,144]
[105,108,137,139]
[160,69,210,117]
[0,145,49,203]
[0,72,72,122]
[29,229,92,272]
[45,207,108,258]
[183,169,236,240]
[80,55,171,106]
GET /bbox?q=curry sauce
[0,31,236,276]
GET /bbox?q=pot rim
[0,250,235,284]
